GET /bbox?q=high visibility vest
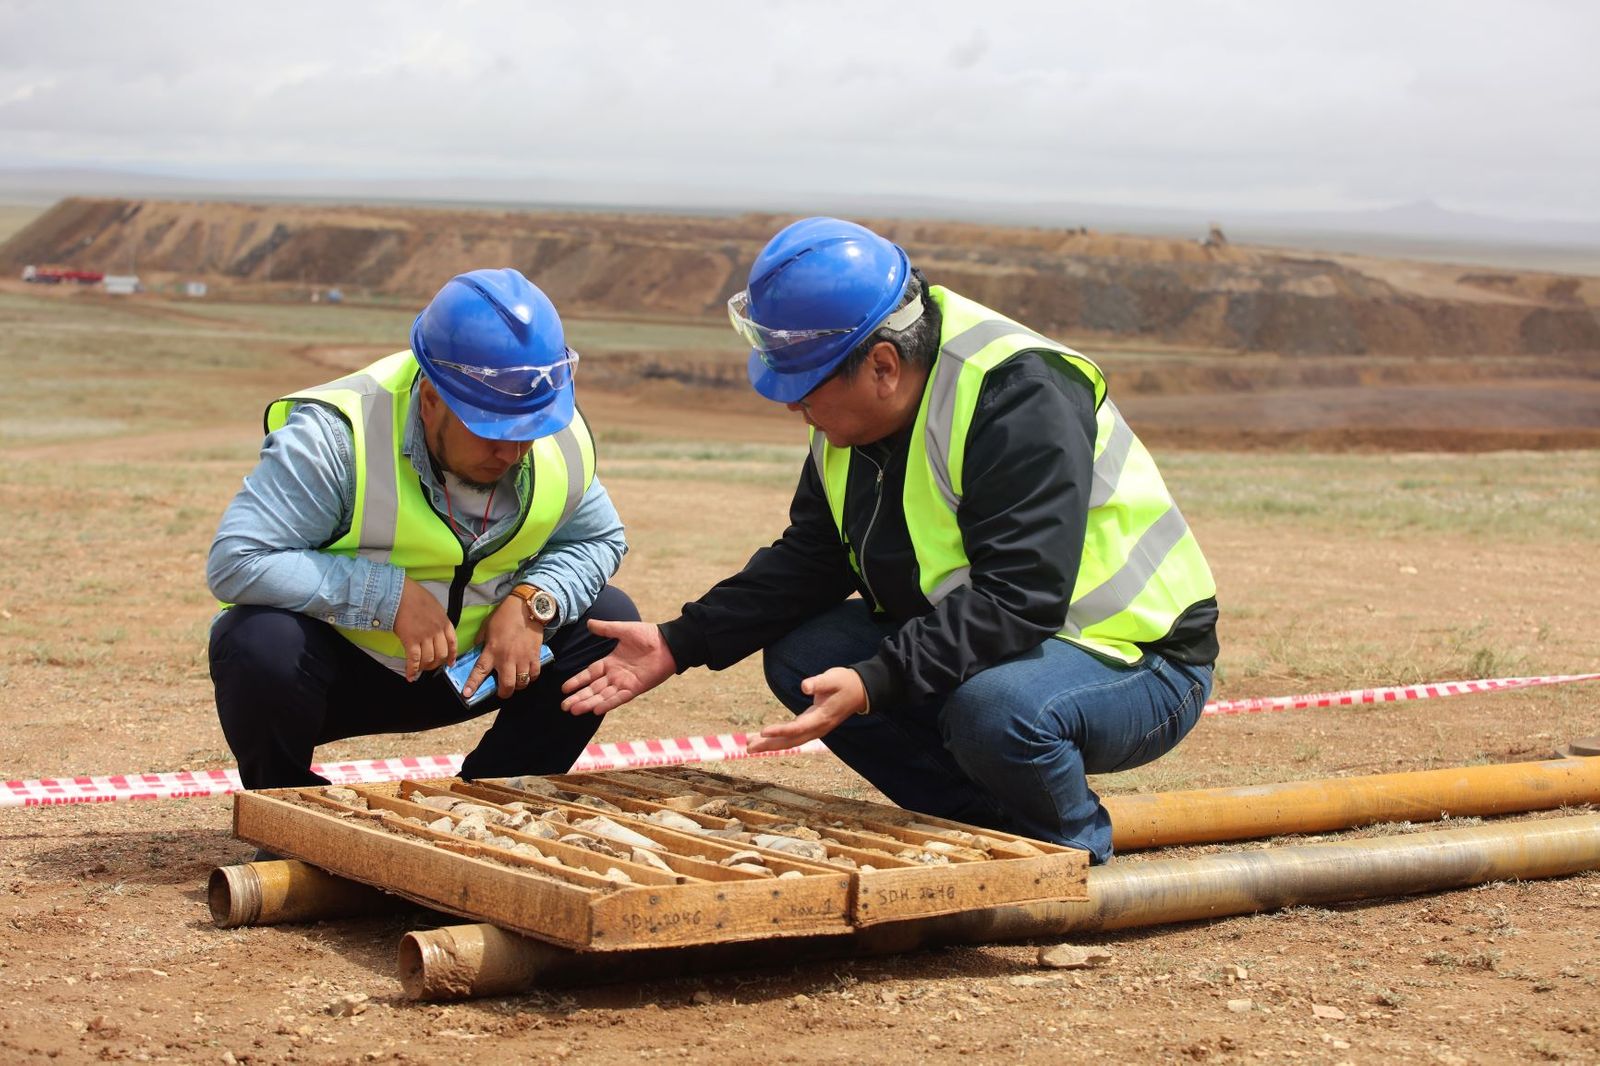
[264,351,596,670]
[811,288,1215,665]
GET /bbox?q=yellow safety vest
[812,288,1215,665]
[264,351,596,670]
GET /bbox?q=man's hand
[560,620,676,715]
[393,576,457,682]
[746,667,867,754]
[463,595,546,700]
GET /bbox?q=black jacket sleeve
[850,353,1099,709]
[659,456,860,671]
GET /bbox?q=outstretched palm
[560,619,676,715]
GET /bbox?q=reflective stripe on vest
[813,288,1215,665]
[264,351,596,671]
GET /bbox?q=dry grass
[2,285,1595,784]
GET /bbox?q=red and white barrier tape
[1200,672,1600,716]
[1,735,828,808]
[4,673,1595,808]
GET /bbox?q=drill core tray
[233,765,1088,951]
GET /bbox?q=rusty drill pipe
[209,859,405,928]
[399,812,1600,999]
[928,810,1600,939]
[1104,755,1600,851]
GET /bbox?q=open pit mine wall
[5,197,1598,358]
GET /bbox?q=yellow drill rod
[1104,755,1600,850]
[209,857,401,928]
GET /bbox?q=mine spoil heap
[5,197,1599,358]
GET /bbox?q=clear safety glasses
[431,350,581,397]
[727,290,852,356]
[728,290,925,370]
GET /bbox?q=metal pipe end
[399,928,467,1001]
[208,863,262,928]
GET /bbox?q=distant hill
[1,167,1598,272]
[4,197,1598,360]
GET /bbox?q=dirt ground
[2,288,1599,1065]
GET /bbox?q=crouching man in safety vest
[562,219,1218,864]
[208,268,638,789]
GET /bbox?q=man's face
[784,344,909,449]
[419,382,533,489]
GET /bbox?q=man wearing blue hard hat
[208,268,637,790]
[563,219,1218,864]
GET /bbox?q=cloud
[946,29,990,71]
[1,0,1597,220]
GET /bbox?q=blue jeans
[762,600,1212,863]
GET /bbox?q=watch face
[531,591,558,623]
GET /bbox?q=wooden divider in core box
[533,765,1088,925]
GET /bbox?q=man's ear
[869,341,901,396]
[417,376,443,426]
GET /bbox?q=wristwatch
[509,583,559,627]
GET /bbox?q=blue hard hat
[410,268,578,441]
[731,217,913,403]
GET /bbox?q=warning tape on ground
[3,673,1595,808]
[1200,672,1600,716]
[0,735,829,808]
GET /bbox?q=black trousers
[210,585,638,789]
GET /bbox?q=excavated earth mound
[6,197,1599,358]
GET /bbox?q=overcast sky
[2,0,1597,222]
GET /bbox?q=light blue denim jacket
[207,383,627,635]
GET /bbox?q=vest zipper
[856,450,887,612]
[422,487,472,626]
[447,559,470,626]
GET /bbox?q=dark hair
[838,268,940,379]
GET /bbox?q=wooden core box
[233,765,1088,951]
